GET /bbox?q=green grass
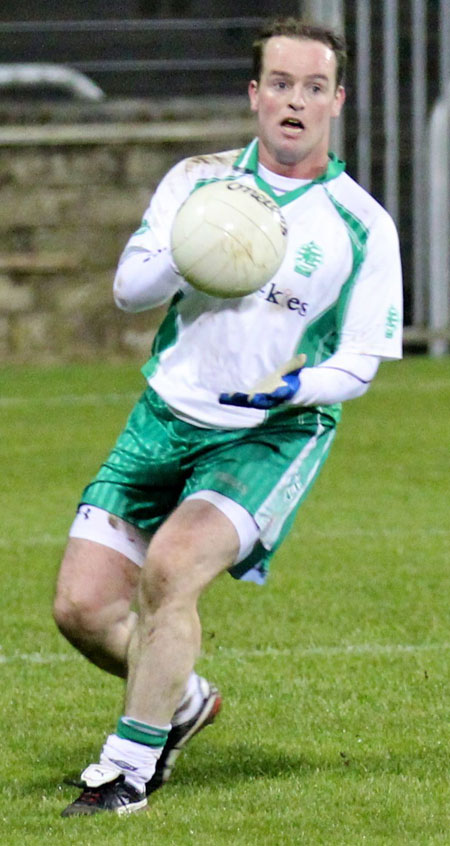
[0,355,449,844]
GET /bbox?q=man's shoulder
[327,169,396,232]
[156,148,244,200]
[178,148,244,179]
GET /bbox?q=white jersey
[116,139,403,429]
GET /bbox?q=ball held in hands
[170,180,287,298]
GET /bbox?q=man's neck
[258,145,329,180]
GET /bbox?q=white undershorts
[69,490,260,567]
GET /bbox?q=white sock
[172,672,210,726]
[100,732,168,792]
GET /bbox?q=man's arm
[113,248,182,313]
[219,352,379,410]
[113,160,190,313]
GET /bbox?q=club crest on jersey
[294,241,324,277]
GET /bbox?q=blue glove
[219,354,306,410]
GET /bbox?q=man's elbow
[114,292,137,312]
[113,273,140,312]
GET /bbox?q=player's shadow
[162,741,314,790]
[21,740,311,797]
[18,740,449,798]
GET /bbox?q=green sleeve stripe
[323,190,369,333]
[298,192,370,366]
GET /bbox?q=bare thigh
[141,497,241,602]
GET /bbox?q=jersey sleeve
[123,158,193,256]
[337,210,403,360]
[113,160,193,311]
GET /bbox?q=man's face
[248,36,345,178]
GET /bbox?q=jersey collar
[233,138,346,206]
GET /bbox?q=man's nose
[289,87,306,109]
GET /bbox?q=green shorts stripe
[255,421,335,548]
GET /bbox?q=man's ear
[332,85,346,118]
[248,79,259,112]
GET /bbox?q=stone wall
[0,98,255,362]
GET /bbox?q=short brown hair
[251,17,347,88]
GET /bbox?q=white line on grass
[293,527,450,539]
[3,641,450,665]
[1,378,448,411]
[1,526,449,551]
[0,652,80,664]
[0,533,67,548]
[370,379,449,393]
[207,642,450,660]
[0,392,139,408]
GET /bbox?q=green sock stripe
[117,717,169,748]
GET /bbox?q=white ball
[170,180,288,298]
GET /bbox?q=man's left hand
[219,354,306,410]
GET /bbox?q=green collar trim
[233,139,346,207]
[233,138,259,171]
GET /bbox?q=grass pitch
[1,355,449,844]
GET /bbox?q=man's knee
[138,546,192,611]
[53,588,96,640]
[53,538,139,644]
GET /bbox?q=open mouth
[281,117,305,131]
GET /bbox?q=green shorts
[81,387,336,583]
